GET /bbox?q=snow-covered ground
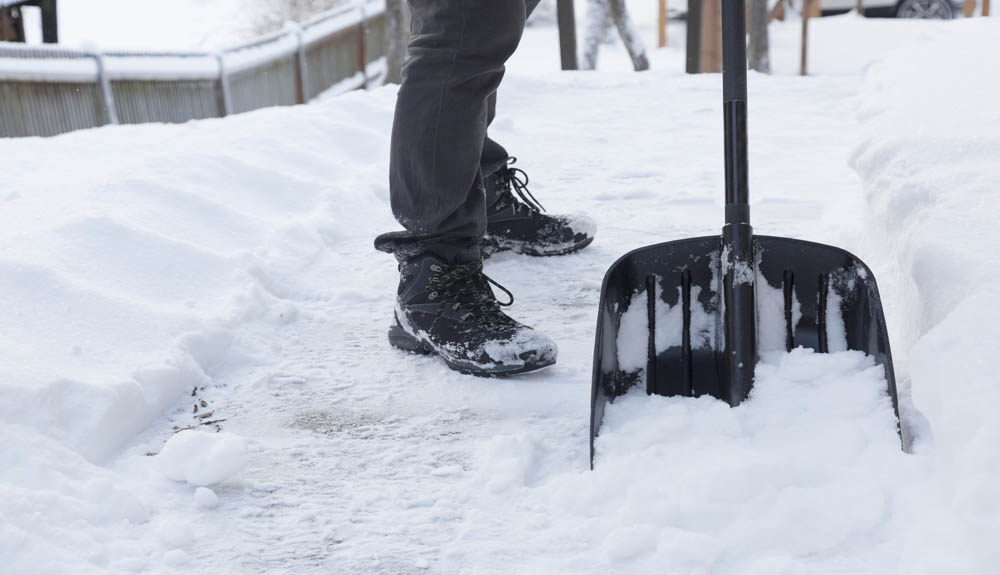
[2,12,999,575]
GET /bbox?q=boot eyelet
[429,291,438,300]
[430,264,442,272]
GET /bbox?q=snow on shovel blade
[589,235,900,468]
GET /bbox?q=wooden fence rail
[0,0,386,138]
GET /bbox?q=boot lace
[495,157,545,215]
[427,262,514,328]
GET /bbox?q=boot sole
[388,323,555,377]
[482,235,594,258]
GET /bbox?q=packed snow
[1,10,999,575]
[156,430,248,486]
[592,348,907,573]
[616,277,716,373]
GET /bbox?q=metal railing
[0,0,386,138]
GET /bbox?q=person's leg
[377,0,557,376]
[481,0,543,205]
[381,0,527,263]
[478,0,597,258]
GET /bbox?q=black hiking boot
[483,159,596,258]
[386,255,558,376]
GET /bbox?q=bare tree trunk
[581,0,610,70]
[801,0,810,76]
[748,0,770,73]
[608,0,650,70]
[582,0,649,71]
[701,0,722,73]
[658,0,668,47]
[856,0,865,14]
[385,0,410,84]
[686,0,702,73]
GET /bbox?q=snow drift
[852,18,1000,573]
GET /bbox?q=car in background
[822,0,960,19]
[665,0,960,21]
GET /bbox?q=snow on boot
[387,255,558,376]
[482,159,596,257]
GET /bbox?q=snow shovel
[589,0,900,468]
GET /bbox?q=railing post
[385,0,409,84]
[214,53,232,117]
[288,22,309,104]
[90,50,119,126]
[358,4,368,89]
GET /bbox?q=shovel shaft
[722,0,750,223]
[721,0,756,405]
[722,223,756,406]
[724,104,749,223]
[722,0,748,103]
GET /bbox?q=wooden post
[809,0,821,17]
[856,0,865,15]
[700,0,722,73]
[801,0,810,76]
[0,6,26,42]
[686,0,702,73]
[658,0,668,47]
[963,0,975,16]
[556,0,579,70]
[39,0,58,43]
[984,0,991,16]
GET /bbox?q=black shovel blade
[589,235,899,467]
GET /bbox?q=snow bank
[0,86,398,573]
[852,18,1000,574]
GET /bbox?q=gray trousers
[386,0,541,263]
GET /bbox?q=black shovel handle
[722,0,750,224]
[720,0,756,406]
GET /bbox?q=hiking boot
[387,255,558,376]
[483,159,596,257]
